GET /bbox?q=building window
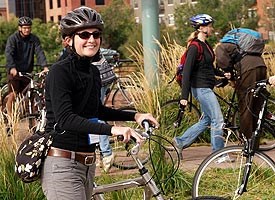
[267,7,275,19]
[135,17,140,23]
[58,15,62,21]
[81,0,85,6]
[65,0,67,6]
[50,16,54,21]
[49,0,53,9]
[180,0,186,4]
[159,14,165,24]
[168,14,174,26]
[96,0,105,5]
[57,0,61,7]
[248,8,257,18]
[134,0,138,9]
[168,0,173,5]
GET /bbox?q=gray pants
[41,156,96,200]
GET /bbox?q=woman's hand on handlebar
[111,126,145,143]
[134,113,159,129]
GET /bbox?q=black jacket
[45,54,135,152]
[181,39,216,100]
[5,31,47,73]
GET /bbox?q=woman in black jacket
[41,7,158,200]
[173,14,228,159]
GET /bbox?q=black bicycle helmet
[190,14,213,29]
[18,16,32,26]
[60,6,104,38]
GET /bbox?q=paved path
[95,144,275,176]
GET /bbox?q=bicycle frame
[92,122,165,200]
[214,88,239,129]
[103,76,134,107]
[236,82,271,195]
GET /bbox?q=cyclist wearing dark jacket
[4,16,48,118]
[41,7,159,200]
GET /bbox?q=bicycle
[102,59,141,108]
[215,82,275,150]
[192,80,275,199]
[1,72,47,134]
[92,120,178,200]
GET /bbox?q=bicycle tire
[258,119,275,151]
[109,106,150,170]
[111,78,142,108]
[1,84,9,112]
[192,145,275,199]
[160,99,201,146]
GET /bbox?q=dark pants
[8,74,30,94]
[235,67,266,141]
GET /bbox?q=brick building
[45,0,130,22]
[1,0,274,40]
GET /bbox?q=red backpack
[176,40,203,86]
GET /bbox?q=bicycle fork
[131,151,164,200]
[235,138,255,195]
[235,102,264,195]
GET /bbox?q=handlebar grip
[117,135,136,143]
[117,135,124,141]
[141,119,150,129]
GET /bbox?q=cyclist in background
[92,51,117,173]
[5,16,48,121]
[215,36,267,147]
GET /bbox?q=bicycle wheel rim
[192,146,275,199]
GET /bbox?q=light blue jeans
[175,87,224,151]
[99,86,112,157]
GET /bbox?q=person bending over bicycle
[215,35,267,147]
[4,16,49,121]
[173,14,231,158]
[41,7,159,200]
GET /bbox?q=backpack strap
[189,40,203,61]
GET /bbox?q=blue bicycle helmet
[190,14,213,29]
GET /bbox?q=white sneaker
[215,154,235,164]
[102,153,114,173]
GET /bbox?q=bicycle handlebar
[174,103,185,128]
[117,119,155,155]
[252,79,270,97]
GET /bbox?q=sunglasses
[75,31,102,40]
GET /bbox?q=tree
[174,0,258,46]
[100,0,136,55]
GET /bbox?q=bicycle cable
[143,133,181,196]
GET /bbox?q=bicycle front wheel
[192,146,275,200]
